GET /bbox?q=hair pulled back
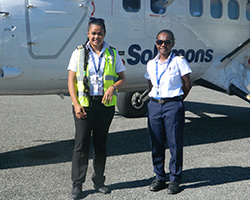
[156,29,175,41]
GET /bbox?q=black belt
[151,96,182,104]
[90,96,103,100]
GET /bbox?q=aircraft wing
[194,37,250,103]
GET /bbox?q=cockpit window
[211,0,223,19]
[190,0,203,17]
[151,0,166,14]
[123,0,140,12]
[246,1,250,21]
[228,0,239,20]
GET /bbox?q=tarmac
[0,86,250,200]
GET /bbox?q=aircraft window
[228,0,239,20]
[246,2,250,21]
[151,0,166,14]
[189,0,203,17]
[123,0,140,12]
[210,0,223,19]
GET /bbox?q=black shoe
[149,179,165,191]
[167,181,180,194]
[94,184,111,194]
[71,186,82,199]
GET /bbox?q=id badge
[155,85,161,99]
[93,77,99,95]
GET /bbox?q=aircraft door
[26,0,89,59]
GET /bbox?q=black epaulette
[76,45,84,50]
[109,45,116,50]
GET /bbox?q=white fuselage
[0,0,250,95]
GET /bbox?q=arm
[147,79,153,90]
[181,73,192,100]
[68,70,87,119]
[102,71,126,105]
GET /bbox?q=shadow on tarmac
[74,177,156,199]
[106,166,250,190]
[181,166,250,188]
[65,165,250,199]
[1,101,250,174]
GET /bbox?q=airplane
[0,0,250,117]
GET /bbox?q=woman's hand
[68,70,87,119]
[102,71,126,105]
[102,86,115,105]
[74,103,87,119]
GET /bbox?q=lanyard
[155,52,173,86]
[90,51,103,74]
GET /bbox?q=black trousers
[71,98,115,187]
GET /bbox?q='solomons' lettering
[127,44,214,65]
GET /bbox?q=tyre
[117,91,148,118]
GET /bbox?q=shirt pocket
[166,65,179,75]
[166,67,181,86]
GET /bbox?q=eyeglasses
[156,39,173,46]
[89,17,105,24]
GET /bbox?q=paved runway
[1,86,250,200]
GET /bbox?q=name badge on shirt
[155,85,161,99]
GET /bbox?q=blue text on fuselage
[127,44,214,65]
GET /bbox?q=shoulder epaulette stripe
[76,45,84,50]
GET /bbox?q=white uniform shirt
[144,53,192,98]
[67,41,126,96]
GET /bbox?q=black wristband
[112,85,117,90]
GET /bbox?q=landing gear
[117,90,149,118]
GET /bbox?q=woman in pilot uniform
[145,29,192,194]
[67,17,126,199]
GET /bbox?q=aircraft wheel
[117,91,148,118]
